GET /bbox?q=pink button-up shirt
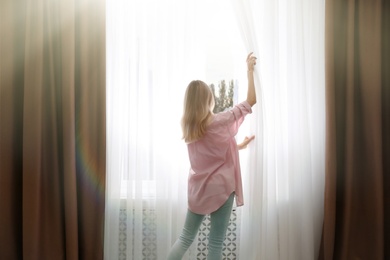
[187,101,252,214]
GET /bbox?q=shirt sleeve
[208,100,252,142]
[225,100,252,137]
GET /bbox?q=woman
[167,53,257,260]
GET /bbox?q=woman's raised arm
[246,52,257,107]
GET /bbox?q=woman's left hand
[237,135,255,150]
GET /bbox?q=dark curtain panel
[382,0,390,259]
[0,0,106,259]
[320,0,390,259]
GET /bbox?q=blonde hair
[181,80,215,143]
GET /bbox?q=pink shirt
[187,101,252,214]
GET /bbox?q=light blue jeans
[167,193,235,260]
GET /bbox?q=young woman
[167,53,257,260]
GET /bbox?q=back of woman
[167,52,257,260]
[187,100,252,215]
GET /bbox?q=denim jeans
[167,192,235,260]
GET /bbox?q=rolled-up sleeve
[227,100,252,136]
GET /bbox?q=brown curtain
[320,0,390,259]
[0,0,106,259]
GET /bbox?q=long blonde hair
[181,80,215,143]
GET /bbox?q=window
[107,0,246,200]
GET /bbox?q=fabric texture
[0,1,106,259]
[187,101,252,214]
[319,0,390,259]
[104,1,209,258]
[230,0,326,259]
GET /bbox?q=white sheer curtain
[105,0,325,259]
[105,0,207,259]
[231,0,326,259]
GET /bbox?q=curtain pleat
[105,1,204,258]
[0,2,25,259]
[0,0,105,259]
[382,1,390,259]
[230,0,326,259]
[320,0,389,259]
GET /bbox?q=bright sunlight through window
[107,0,247,200]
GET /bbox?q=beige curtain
[0,0,106,259]
[320,0,390,259]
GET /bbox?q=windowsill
[120,180,157,200]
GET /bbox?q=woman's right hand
[246,52,257,72]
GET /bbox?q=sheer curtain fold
[105,1,205,259]
[230,0,325,259]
